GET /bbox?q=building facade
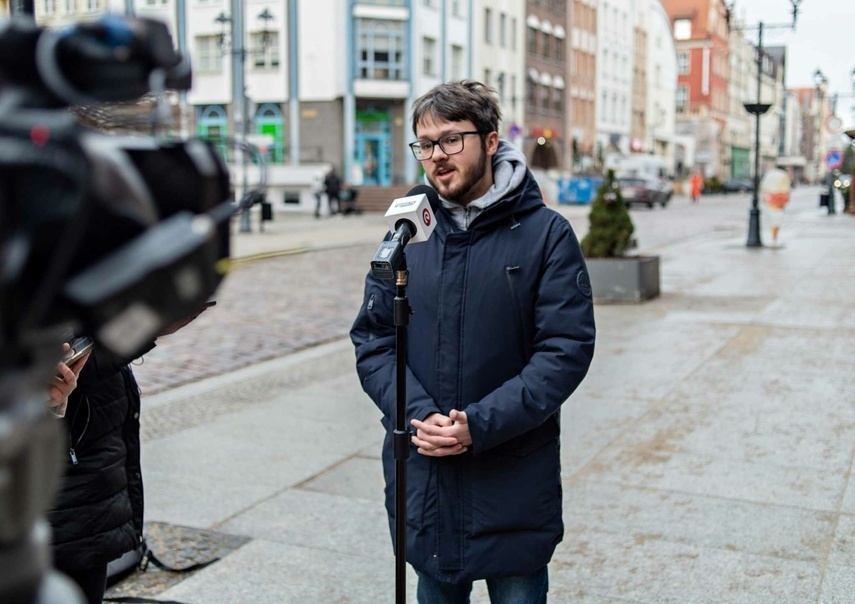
[662,0,730,178]
[595,0,634,165]
[646,0,677,174]
[524,0,569,170]
[567,0,598,171]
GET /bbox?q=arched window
[254,103,284,164]
[196,105,228,159]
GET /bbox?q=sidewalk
[113,189,855,603]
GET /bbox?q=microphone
[370,185,438,279]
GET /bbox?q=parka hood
[426,140,543,230]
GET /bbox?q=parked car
[618,176,667,208]
[723,177,755,193]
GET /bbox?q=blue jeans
[416,566,548,604]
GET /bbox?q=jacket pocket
[469,435,562,537]
[505,266,533,360]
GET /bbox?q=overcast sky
[733,0,855,126]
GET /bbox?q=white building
[470,0,526,145]
[645,0,677,174]
[595,0,634,159]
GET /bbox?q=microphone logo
[422,209,432,227]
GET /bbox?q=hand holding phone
[64,337,95,368]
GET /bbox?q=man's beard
[428,149,489,204]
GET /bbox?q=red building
[661,0,730,177]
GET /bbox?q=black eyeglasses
[409,131,484,161]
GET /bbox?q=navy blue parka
[351,169,596,584]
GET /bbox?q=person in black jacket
[47,347,144,604]
[323,168,341,216]
[351,81,596,603]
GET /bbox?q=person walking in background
[351,80,596,603]
[690,170,704,203]
[323,167,341,216]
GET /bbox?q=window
[356,19,406,80]
[527,78,537,107]
[527,26,538,54]
[541,84,550,110]
[500,13,507,47]
[542,32,550,59]
[676,85,688,111]
[554,38,563,61]
[451,0,462,17]
[511,74,517,108]
[84,0,98,11]
[42,0,56,14]
[677,51,689,74]
[194,35,223,74]
[64,0,74,11]
[423,36,436,76]
[497,72,505,101]
[511,17,517,50]
[484,68,491,87]
[251,32,279,70]
[674,18,691,40]
[197,105,229,159]
[451,45,463,80]
[485,8,493,43]
[553,88,563,112]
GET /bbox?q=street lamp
[215,7,275,233]
[729,0,802,248]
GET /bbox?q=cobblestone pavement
[132,244,374,395]
[133,188,809,396]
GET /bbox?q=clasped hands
[411,410,472,457]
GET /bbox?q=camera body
[0,14,235,603]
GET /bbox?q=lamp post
[728,0,802,248]
[215,6,275,233]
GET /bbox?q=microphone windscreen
[384,187,437,244]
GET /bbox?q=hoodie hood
[425,139,529,230]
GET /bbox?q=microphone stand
[393,260,410,604]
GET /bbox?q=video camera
[0,14,236,603]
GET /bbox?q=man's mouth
[435,165,454,178]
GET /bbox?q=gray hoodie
[426,139,528,231]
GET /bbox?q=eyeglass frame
[408,130,486,161]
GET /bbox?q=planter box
[586,256,660,302]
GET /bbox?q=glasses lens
[412,141,433,160]
[440,133,464,154]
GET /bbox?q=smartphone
[64,336,95,367]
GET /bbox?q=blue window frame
[355,18,407,80]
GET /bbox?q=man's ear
[485,131,500,156]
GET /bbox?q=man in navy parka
[351,81,596,603]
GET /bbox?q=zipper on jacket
[509,215,521,230]
[67,394,92,465]
[367,294,375,311]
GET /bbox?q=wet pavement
[111,186,855,603]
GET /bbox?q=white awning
[553,25,566,39]
[540,20,553,34]
[539,72,553,86]
[553,75,566,89]
[528,68,539,81]
[526,14,540,29]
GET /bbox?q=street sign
[826,150,842,170]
